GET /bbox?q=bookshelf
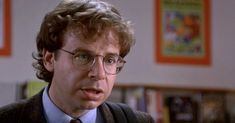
[108,83,235,123]
[112,83,235,93]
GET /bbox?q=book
[125,87,147,112]
[166,96,197,123]
[146,89,163,123]
[200,92,226,123]
[24,80,48,98]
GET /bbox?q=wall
[0,0,235,90]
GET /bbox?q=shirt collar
[42,86,97,123]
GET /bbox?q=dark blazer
[0,89,154,123]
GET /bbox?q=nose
[88,57,106,80]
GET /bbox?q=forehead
[62,28,120,54]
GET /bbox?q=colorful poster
[156,0,210,65]
[0,0,11,56]
[0,0,3,48]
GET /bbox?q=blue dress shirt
[42,86,103,123]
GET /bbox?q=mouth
[81,88,102,94]
[80,88,104,101]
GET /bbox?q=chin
[80,100,102,110]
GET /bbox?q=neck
[48,85,88,118]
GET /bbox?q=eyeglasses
[60,49,126,75]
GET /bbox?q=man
[0,0,154,123]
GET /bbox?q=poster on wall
[156,0,210,65]
[0,0,11,56]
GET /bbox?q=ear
[43,49,54,72]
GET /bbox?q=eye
[104,55,118,65]
[73,52,93,65]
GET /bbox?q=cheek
[54,62,84,89]
[106,76,116,95]
[64,71,86,88]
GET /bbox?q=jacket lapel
[98,102,116,123]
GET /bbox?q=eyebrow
[72,48,92,54]
[72,48,120,56]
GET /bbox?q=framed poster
[0,0,11,56]
[156,0,210,65]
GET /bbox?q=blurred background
[0,0,235,123]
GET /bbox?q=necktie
[70,119,82,123]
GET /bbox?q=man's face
[45,28,120,114]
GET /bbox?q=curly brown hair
[32,0,135,83]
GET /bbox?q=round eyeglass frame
[60,48,126,75]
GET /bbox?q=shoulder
[134,110,155,123]
[103,102,154,123]
[0,90,44,122]
[0,99,28,121]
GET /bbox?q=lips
[83,89,101,94]
[80,88,103,101]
